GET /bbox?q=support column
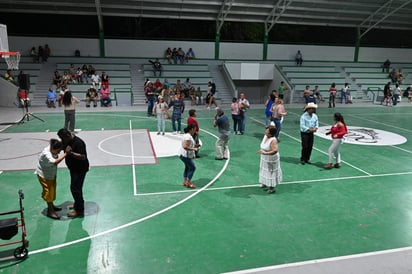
[215,33,220,60]
[354,27,360,63]
[263,33,268,61]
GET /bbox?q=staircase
[30,60,55,106]
[130,63,146,106]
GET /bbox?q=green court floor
[0,104,412,273]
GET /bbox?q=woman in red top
[328,82,337,108]
[325,113,347,169]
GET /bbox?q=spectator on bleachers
[194,87,204,105]
[62,71,72,86]
[165,47,172,64]
[174,79,183,95]
[68,64,77,82]
[76,67,83,83]
[47,86,57,108]
[86,86,98,107]
[100,86,112,107]
[145,81,156,116]
[397,69,404,84]
[53,70,62,88]
[44,44,51,61]
[182,78,195,98]
[313,85,324,102]
[382,59,391,73]
[172,48,178,64]
[185,48,195,63]
[152,78,163,96]
[177,48,185,64]
[303,85,311,103]
[4,69,16,83]
[295,50,303,66]
[341,83,350,104]
[91,71,101,90]
[389,68,398,83]
[101,71,109,88]
[30,46,38,63]
[328,83,337,108]
[88,65,96,78]
[149,58,162,77]
[163,78,171,89]
[38,46,46,63]
[81,64,89,83]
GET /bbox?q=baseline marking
[129,120,138,195]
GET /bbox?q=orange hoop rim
[0,51,20,56]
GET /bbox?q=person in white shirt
[36,139,67,219]
[91,72,101,90]
[238,92,250,134]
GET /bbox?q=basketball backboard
[0,24,10,52]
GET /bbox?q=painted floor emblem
[316,126,407,146]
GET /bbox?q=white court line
[129,120,138,195]
[249,116,373,176]
[347,113,412,133]
[137,170,412,196]
[223,246,412,274]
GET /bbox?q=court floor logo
[316,126,407,146]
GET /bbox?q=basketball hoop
[0,51,21,70]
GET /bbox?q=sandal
[324,163,334,169]
[187,183,196,189]
[267,187,276,194]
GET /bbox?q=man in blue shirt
[300,102,319,165]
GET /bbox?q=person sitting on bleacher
[149,58,162,77]
[81,64,89,83]
[62,71,72,86]
[165,47,172,64]
[194,87,204,105]
[185,48,195,63]
[91,71,101,90]
[177,48,186,64]
[100,86,112,107]
[182,78,195,98]
[86,86,99,107]
[4,69,14,81]
[101,71,109,88]
[53,70,62,89]
[47,86,57,108]
[76,67,83,83]
[313,85,324,102]
[153,79,163,96]
[68,64,77,82]
[382,59,391,73]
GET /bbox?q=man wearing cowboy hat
[300,102,319,165]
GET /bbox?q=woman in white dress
[257,124,282,194]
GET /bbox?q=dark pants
[300,132,314,162]
[64,109,76,132]
[232,114,241,132]
[147,98,155,116]
[329,94,336,108]
[69,169,87,213]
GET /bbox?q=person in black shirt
[57,128,89,218]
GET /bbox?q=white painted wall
[7,36,412,61]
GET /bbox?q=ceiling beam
[359,0,412,38]
[216,0,234,33]
[264,0,293,34]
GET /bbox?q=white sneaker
[173,131,177,135]
[178,131,181,134]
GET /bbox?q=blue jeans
[239,111,247,133]
[172,115,181,132]
[147,98,155,116]
[179,155,196,180]
[273,117,282,138]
